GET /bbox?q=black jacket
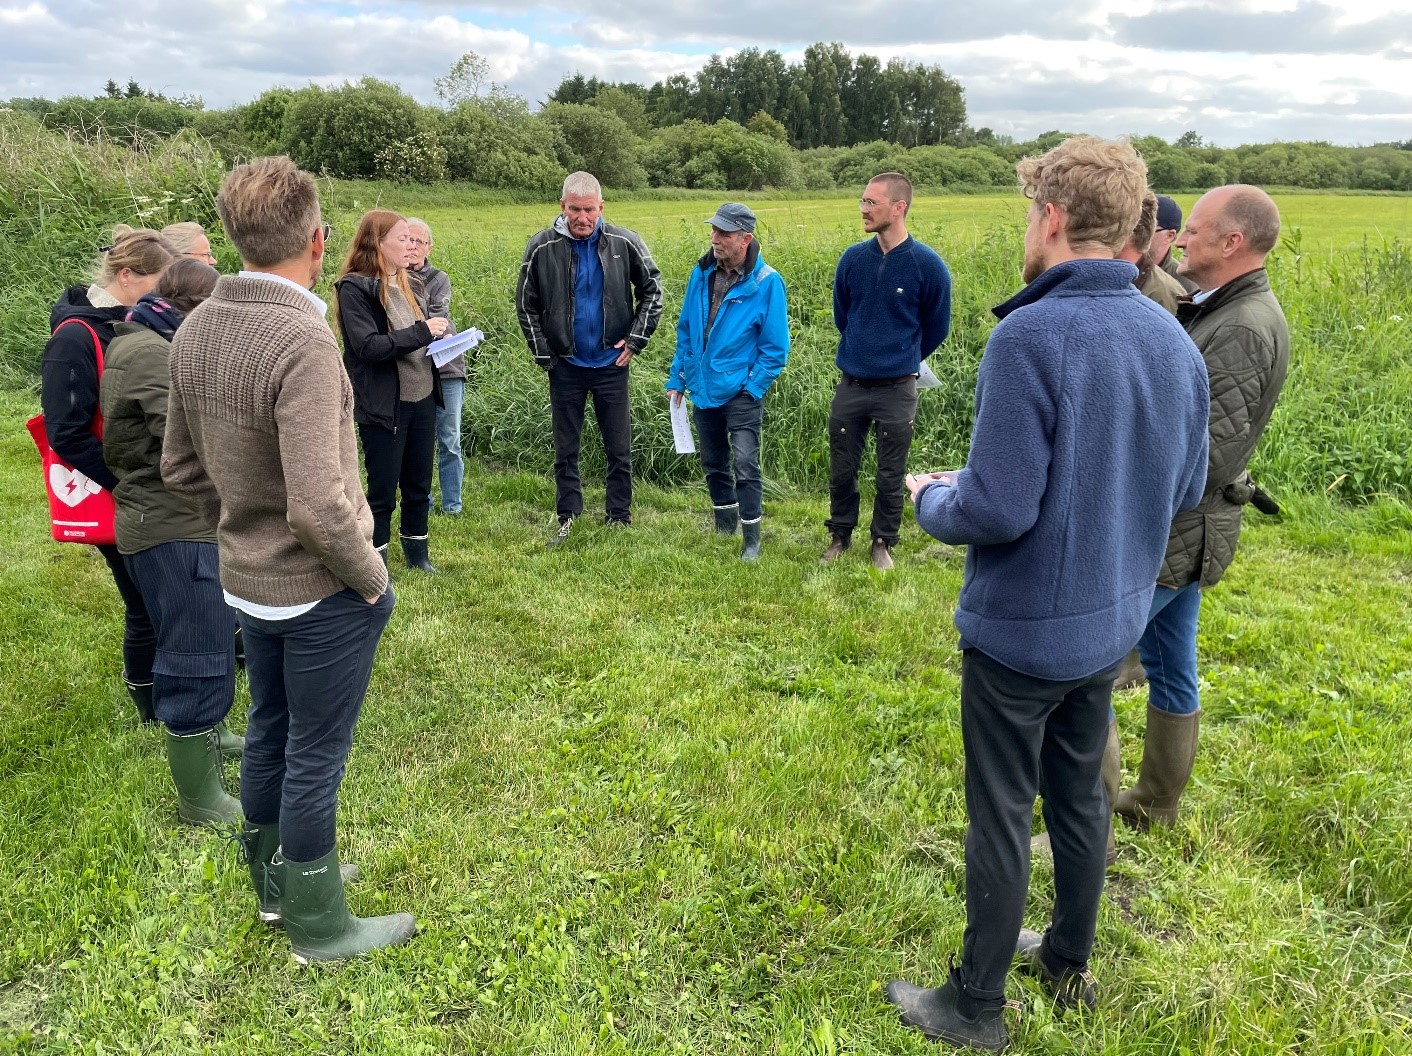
[41,286,127,492]
[334,273,441,431]
[515,216,663,370]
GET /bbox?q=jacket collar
[992,259,1138,321]
[1176,267,1270,326]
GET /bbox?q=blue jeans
[694,391,764,522]
[1136,582,1202,715]
[238,586,394,862]
[124,541,236,735]
[435,377,465,514]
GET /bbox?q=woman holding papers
[334,210,450,572]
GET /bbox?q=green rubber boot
[215,721,245,757]
[274,847,415,964]
[237,825,363,927]
[1114,706,1201,828]
[166,728,242,827]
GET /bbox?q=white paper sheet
[426,328,483,369]
[917,361,942,389]
[670,396,696,454]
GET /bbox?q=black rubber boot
[400,536,439,574]
[713,504,739,534]
[740,519,762,562]
[273,847,415,964]
[124,676,156,725]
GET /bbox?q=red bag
[28,318,117,545]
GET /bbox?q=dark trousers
[238,586,394,862]
[694,391,764,522]
[958,648,1115,1004]
[123,541,235,735]
[359,394,436,548]
[97,543,156,684]
[825,377,917,546]
[548,361,632,522]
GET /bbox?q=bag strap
[53,317,105,376]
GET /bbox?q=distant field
[325,189,1412,256]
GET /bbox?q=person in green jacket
[101,257,245,827]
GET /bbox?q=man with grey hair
[1114,184,1288,833]
[515,171,662,546]
[405,218,463,515]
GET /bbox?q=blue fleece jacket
[915,259,1209,681]
[833,236,952,378]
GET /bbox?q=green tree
[280,78,426,179]
[538,102,646,189]
[592,86,650,137]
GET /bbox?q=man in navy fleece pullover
[884,137,1209,1052]
[822,172,951,571]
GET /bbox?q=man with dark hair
[516,171,663,546]
[822,172,951,571]
[1115,184,1288,831]
[884,137,1209,1051]
[164,155,414,963]
[666,202,790,562]
[1153,194,1198,294]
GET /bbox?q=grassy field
[4,182,1412,1052]
[3,371,1412,1052]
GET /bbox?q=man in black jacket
[515,171,663,546]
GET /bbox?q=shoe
[820,534,850,563]
[885,967,1008,1052]
[1113,649,1147,689]
[547,517,573,549]
[166,728,242,827]
[124,676,156,725]
[273,847,416,963]
[740,519,762,562]
[871,539,894,571]
[604,517,630,529]
[1114,706,1200,829]
[1014,929,1098,1010]
[400,535,439,573]
[236,824,360,927]
[713,504,740,535]
[1031,719,1121,866]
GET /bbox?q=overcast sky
[3,0,1410,145]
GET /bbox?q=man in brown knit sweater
[162,156,415,963]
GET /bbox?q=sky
[2,0,1410,146]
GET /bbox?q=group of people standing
[37,142,1289,1036]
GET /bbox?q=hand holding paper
[426,328,483,369]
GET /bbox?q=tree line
[6,47,1412,195]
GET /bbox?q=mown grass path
[2,377,1410,1052]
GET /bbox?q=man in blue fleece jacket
[884,137,1209,1051]
[822,172,951,571]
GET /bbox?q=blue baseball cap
[706,202,757,234]
[1155,195,1182,232]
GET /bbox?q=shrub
[376,130,450,184]
[280,79,427,179]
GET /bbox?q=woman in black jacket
[41,224,175,724]
[334,210,449,572]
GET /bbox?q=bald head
[1176,184,1281,290]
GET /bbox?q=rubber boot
[273,847,416,963]
[740,519,762,563]
[1113,649,1146,690]
[124,676,156,725]
[713,503,739,535]
[885,964,1008,1052]
[401,535,438,573]
[1114,706,1201,828]
[1031,719,1121,865]
[215,721,245,757]
[166,728,242,826]
[820,533,850,563]
[237,824,360,927]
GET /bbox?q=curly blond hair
[1017,136,1147,255]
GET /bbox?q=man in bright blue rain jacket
[666,203,789,562]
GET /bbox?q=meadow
[2,176,1412,1053]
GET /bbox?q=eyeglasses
[409,238,429,247]
[859,197,894,208]
[313,223,332,243]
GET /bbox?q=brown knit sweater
[162,274,388,604]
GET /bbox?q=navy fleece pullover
[833,236,951,378]
[915,259,1209,681]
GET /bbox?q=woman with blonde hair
[40,224,175,723]
[161,221,217,266]
[334,210,449,572]
[101,258,244,825]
